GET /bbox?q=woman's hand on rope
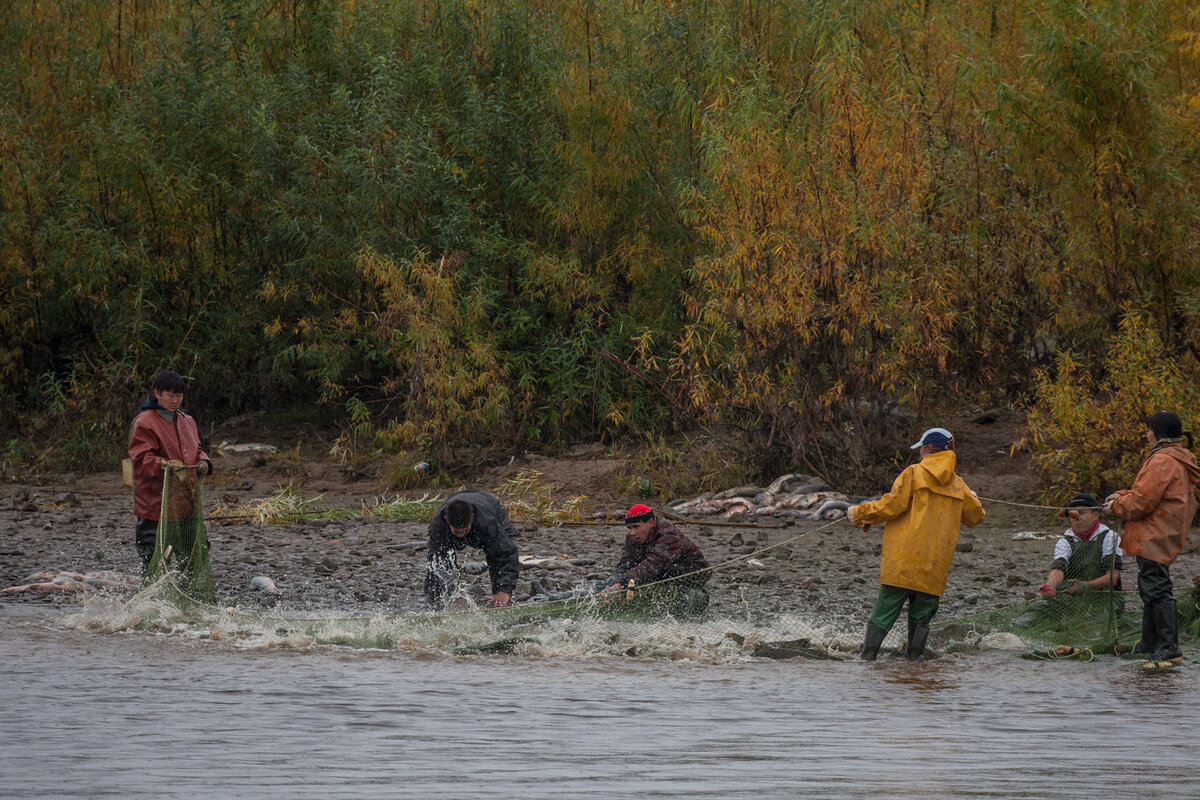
[847,505,870,532]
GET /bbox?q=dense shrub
[1026,311,1200,499]
[1,0,1198,487]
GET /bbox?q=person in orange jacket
[847,428,985,661]
[128,370,212,570]
[1104,411,1200,665]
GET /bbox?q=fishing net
[441,496,1198,661]
[144,463,214,602]
[104,490,1200,664]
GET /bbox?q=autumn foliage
[1,0,1199,488]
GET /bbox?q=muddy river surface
[2,604,1198,800]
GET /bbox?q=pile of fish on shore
[663,474,876,523]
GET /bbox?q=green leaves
[2,0,1199,489]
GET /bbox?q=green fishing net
[145,464,214,602]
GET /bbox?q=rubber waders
[904,623,931,661]
[1152,599,1183,662]
[861,623,889,661]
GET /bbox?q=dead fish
[1,577,92,594]
[776,492,825,510]
[752,639,845,661]
[1,570,139,595]
[765,473,817,496]
[691,498,755,515]
[18,570,59,584]
[527,578,594,603]
[249,575,279,593]
[670,496,714,513]
[384,541,428,552]
[815,499,851,519]
[518,555,562,568]
[713,485,764,501]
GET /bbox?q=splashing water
[60,576,869,663]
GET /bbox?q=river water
[2,600,1198,800]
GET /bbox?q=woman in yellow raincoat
[848,428,985,661]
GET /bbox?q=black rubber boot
[860,623,889,661]
[1133,602,1156,654]
[1153,600,1183,662]
[904,623,931,661]
[135,518,158,572]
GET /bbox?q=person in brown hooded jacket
[1105,411,1200,664]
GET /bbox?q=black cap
[1065,492,1099,509]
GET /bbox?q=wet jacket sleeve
[608,539,639,582]
[425,515,453,565]
[616,533,688,585]
[477,529,519,595]
[851,468,915,526]
[473,498,520,595]
[1110,460,1171,522]
[129,413,168,519]
[961,487,985,527]
[423,514,459,605]
[129,415,165,482]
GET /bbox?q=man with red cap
[596,504,710,615]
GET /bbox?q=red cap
[625,504,653,525]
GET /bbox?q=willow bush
[1,0,1198,490]
[1027,311,1200,500]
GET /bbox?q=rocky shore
[7,404,1200,630]
[9,455,1192,629]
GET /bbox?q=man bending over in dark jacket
[423,490,520,609]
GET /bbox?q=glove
[1065,579,1087,594]
[1039,583,1056,597]
[847,506,870,531]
